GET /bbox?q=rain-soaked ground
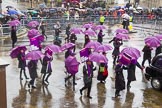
[0,1,162,108]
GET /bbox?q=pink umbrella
[27,21,39,28]
[89,52,108,63]
[8,20,21,26]
[27,29,40,38]
[31,35,44,42]
[85,41,101,49]
[116,33,130,40]
[82,28,97,37]
[44,44,62,53]
[95,44,113,52]
[65,56,80,75]
[120,47,141,59]
[82,23,92,28]
[155,34,162,40]
[95,25,106,30]
[61,43,75,51]
[25,50,44,60]
[145,36,161,47]
[10,46,27,58]
[70,28,82,34]
[115,28,129,33]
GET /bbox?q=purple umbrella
[95,25,106,30]
[65,56,80,75]
[115,28,129,33]
[120,47,141,59]
[70,28,82,34]
[95,44,113,52]
[155,34,162,40]
[61,43,75,51]
[85,41,101,49]
[27,21,39,28]
[82,28,97,37]
[44,44,62,53]
[27,29,40,38]
[31,35,44,42]
[82,23,92,28]
[89,52,108,63]
[25,50,44,60]
[8,20,21,26]
[116,33,130,40]
[145,36,161,47]
[10,46,27,58]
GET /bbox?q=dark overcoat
[28,60,38,79]
[17,53,26,69]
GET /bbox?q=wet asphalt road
[1,0,162,108]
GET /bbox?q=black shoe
[73,82,77,85]
[115,94,121,98]
[28,84,30,88]
[80,89,82,95]
[45,80,49,84]
[87,96,92,99]
[20,77,23,80]
[26,77,29,80]
[32,86,36,89]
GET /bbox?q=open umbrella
[65,56,80,75]
[31,35,44,42]
[82,23,92,28]
[155,34,162,40]
[10,46,27,58]
[27,21,39,28]
[82,28,97,37]
[8,20,21,26]
[120,47,141,59]
[89,52,108,63]
[116,33,130,40]
[115,28,129,34]
[7,9,18,15]
[95,44,113,52]
[85,41,101,49]
[25,50,44,60]
[27,29,40,38]
[61,43,75,51]
[95,25,106,30]
[70,28,82,34]
[44,44,62,53]
[145,36,161,47]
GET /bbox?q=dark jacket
[17,52,26,69]
[142,45,152,59]
[97,31,104,43]
[97,63,108,81]
[155,45,162,55]
[41,55,51,73]
[70,34,77,44]
[115,64,126,90]
[84,35,90,47]
[83,65,92,87]
[11,28,17,43]
[28,60,38,79]
[112,41,123,56]
[66,25,70,35]
[127,62,143,81]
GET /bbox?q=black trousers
[142,58,151,67]
[20,68,28,79]
[65,74,76,84]
[42,72,52,83]
[80,84,92,96]
[29,78,35,86]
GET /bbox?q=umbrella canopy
[115,28,129,34]
[120,47,141,59]
[155,34,162,40]
[6,6,14,9]
[145,36,161,47]
[95,25,106,30]
[10,46,27,58]
[82,23,92,28]
[65,56,80,75]
[25,50,44,60]
[89,52,108,63]
[7,9,18,15]
[27,21,39,28]
[31,35,44,42]
[61,43,75,51]
[27,29,40,38]
[85,41,101,49]
[8,20,21,26]
[95,44,113,52]
[44,44,62,53]
[116,33,130,40]
[82,28,97,37]
[70,28,82,34]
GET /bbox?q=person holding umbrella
[17,49,28,80]
[109,37,123,66]
[28,60,38,89]
[41,50,53,85]
[141,44,153,67]
[11,26,17,48]
[97,30,105,44]
[65,23,71,43]
[83,35,90,48]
